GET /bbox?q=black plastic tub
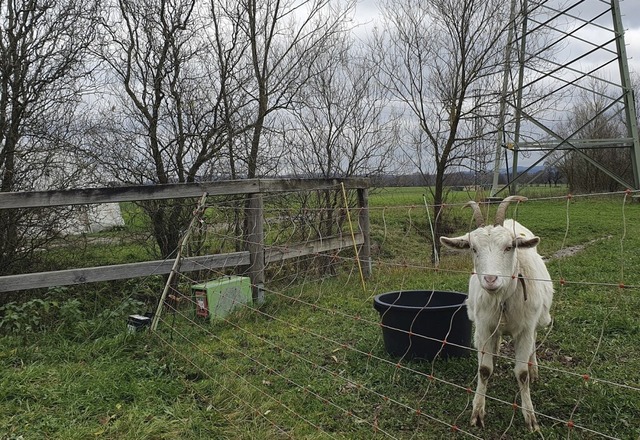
[373,290,472,360]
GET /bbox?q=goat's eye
[504,246,513,253]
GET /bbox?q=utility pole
[491,0,640,196]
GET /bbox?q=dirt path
[544,235,612,261]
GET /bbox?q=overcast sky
[353,0,640,73]
[349,0,639,171]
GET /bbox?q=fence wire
[145,187,639,439]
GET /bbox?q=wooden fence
[0,178,371,294]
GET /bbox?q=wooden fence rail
[0,178,370,294]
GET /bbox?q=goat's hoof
[470,411,485,428]
[528,365,539,382]
[525,415,540,432]
[529,422,540,432]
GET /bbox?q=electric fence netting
[148,186,639,439]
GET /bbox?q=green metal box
[192,276,252,320]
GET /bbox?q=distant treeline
[370,168,565,188]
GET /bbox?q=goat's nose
[483,275,498,285]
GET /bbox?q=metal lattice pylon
[490,0,640,195]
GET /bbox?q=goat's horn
[494,195,528,226]
[465,201,485,228]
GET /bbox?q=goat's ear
[440,235,470,249]
[514,236,540,249]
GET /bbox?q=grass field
[1,186,639,439]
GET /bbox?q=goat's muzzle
[482,274,500,292]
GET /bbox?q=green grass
[368,184,569,207]
[1,188,639,439]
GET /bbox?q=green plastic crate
[192,276,252,320]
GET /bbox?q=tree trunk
[432,165,445,264]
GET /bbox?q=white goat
[440,196,553,431]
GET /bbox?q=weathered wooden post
[357,187,372,278]
[246,193,265,304]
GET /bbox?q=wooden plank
[265,234,364,263]
[0,233,364,292]
[0,234,362,294]
[258,177,370,193]
[0,181,260,209]
[0,178,369,210]
[0,252,250,293]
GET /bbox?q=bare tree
[90,0,356,257]
[233,0,355,178]
[556,79,631,193]
[542,156,564,187]
[0,0,99,275]
[94,0,238,257]
[207,0,253,180]
[203,0,357,265]
[282,37,399,260]
[286,40,399,179]
[375,0,512,261]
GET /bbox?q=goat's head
[440,196,540,293]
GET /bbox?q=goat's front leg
[528,331,539,382]
[514,330,540,431]
[471,327,500,428]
